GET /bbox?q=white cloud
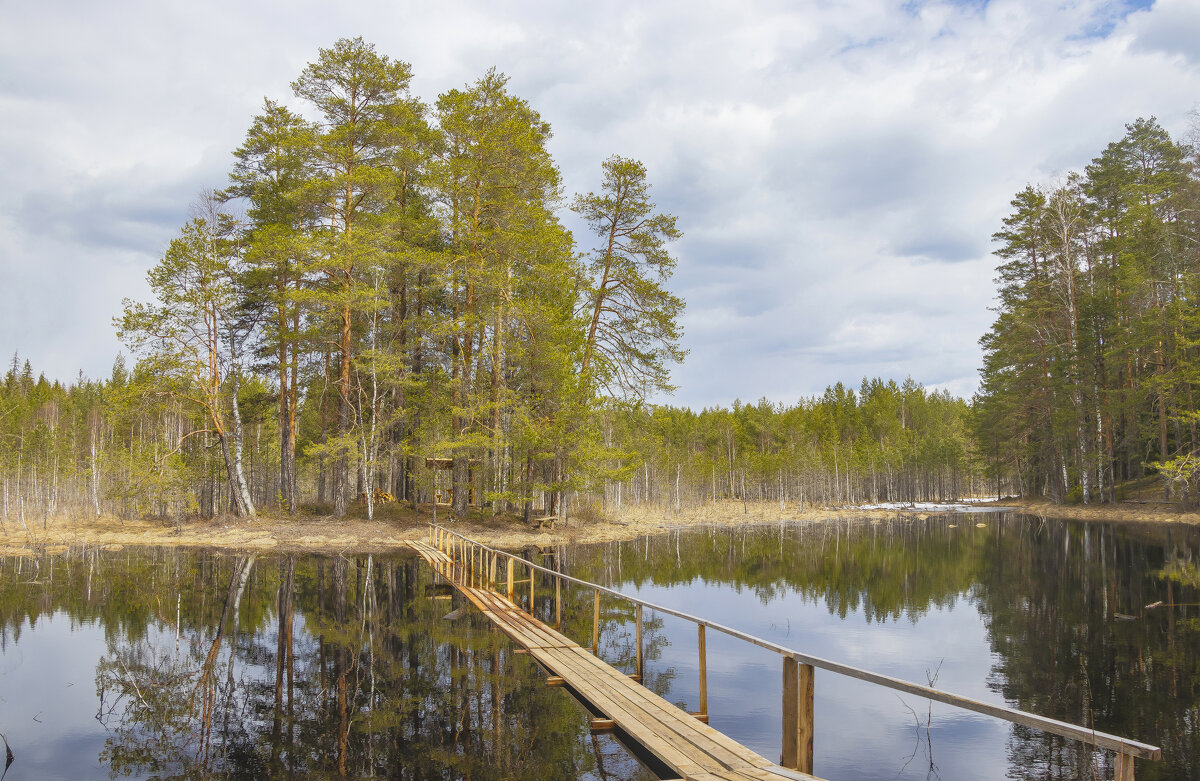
[1,0,1196,402]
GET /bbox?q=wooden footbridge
[409,525,1161,781]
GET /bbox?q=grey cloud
[892,231,984,263]
[1129,0,1200,65]
[3,0,1200,409]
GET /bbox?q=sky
[1,0,1198,409]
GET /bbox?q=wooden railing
[426,524,1161,779]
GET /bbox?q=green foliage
[574,155,686,399]
[5,38,986,522]
[594,378,983,507]
[976,117,1200,504]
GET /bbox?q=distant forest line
[1,38,1196,521]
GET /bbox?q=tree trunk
[229,371,256,518]
[218,434,250,518]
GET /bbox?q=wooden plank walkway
[407,539,821,781]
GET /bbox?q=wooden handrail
[426,524,1161,768]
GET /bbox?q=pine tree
[574,155,686,400]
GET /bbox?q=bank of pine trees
[976,117,1200,504]
[1,39,994,525]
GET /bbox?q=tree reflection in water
[2,515,1197,780]
[562,514,1200,781]
[0,548,655,780]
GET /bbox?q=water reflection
[0,549,654,780]
[1,515,1197,780]
[561,514,1200,781]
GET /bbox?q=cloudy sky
[1,0,1198,408]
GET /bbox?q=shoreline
[1,497,1196,558]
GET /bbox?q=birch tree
[116,201,257,518]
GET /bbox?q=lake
[0,511,1196,779]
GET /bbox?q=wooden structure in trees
[424,457,481,506]
[411,525,1161,781]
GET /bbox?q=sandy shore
[0,497,1196,557]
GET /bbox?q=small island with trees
[1,38,1198,554]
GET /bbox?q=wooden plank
[524,645,716,778]
[489,605,577,649]
[473,593,577,650]
[545,644,769,773]
[451,578,768,772]
[523,646,707,775]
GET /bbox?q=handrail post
[782,657,814,774]
[592,589,601,655]
[1115,751,1135,781]
[529,562,535,614]
[506,557,514,601]
[635,604,643,682]
[555,575,562,630]
[489,552,496,590]
[698,624,708,720]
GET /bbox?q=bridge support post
[634,604,643,682]
[506,558,514,601]
[555,576,562,629]
[592,590,601,655]
[1115,751,1135,781]
[697,624,708,720]
[782,657,814,774]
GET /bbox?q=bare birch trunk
[90,438,102,517]
[229,371,256,518]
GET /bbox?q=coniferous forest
[1,40,1197,523]
[975,117,1200,505]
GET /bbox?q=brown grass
[0,496,1194,557]
[1005,496,1200,525]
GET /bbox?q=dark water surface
[0,512,1197,780]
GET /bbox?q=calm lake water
[0,512,1197,780]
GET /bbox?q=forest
[975,117,1200,505]
[3,41,1196,523]
[0,38,989,525]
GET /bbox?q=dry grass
[0,496,1194,557]
[1006,496,1200,525]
